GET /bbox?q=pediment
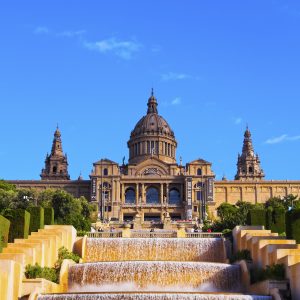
[132,157,170,176]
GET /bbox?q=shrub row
[286,209,300,243]
[0,215,10,252]
[2,206,54,243]
[3,209,30,242]
[247,208,300,237]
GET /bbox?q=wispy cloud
[161,72,191,81]
[265,134,300,144]
[34,26,50,35]
[171,97,181,105]
[234,117,242,125]
[83,38,142,60]
[57,30,86,38]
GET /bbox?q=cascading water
[84,238,226,262]
[37,237,272,300]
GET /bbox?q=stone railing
[185,232,223,238]
[87,230,222,239]
[131,230,177,238]
[87,231,122,238]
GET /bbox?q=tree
[0,180,16,191]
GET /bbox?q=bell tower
[235,127,265,181]
[40,126,70,180]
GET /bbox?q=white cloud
[234,117,242,125]
[265,134,300,144]
[171,97,181,105]
[83,38,142,60]
[34,26,50,34]
[161,72,191,81]
[57,30,86,37]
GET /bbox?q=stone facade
[8,91,300,222]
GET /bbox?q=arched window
[52,166,57,173]
[169,188,181,204]
[146,187,159,204]
[125,188,135,204]
[103,168,108,176]
[102,182,110,188]
[249,166,253,173]
[197,168,202,176]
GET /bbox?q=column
[166,183,169,203]
[136,183,139,205]
[116,181,120,202]
[160,184,164,204]
[141,183,145,203]
[180,184,184,202]
[121,184,125,203]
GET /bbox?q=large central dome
[128,91,177,164]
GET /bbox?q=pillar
[141,183,145,203]
[136,183,139,205]
[160,184,164,204]
[166,183,169,203]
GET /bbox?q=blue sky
[0,1,300,180]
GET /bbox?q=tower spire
[235,127,264,181]
[147,89,158,114]
[40,126,70,180]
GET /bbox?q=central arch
[146,186,159,204]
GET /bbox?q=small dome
[130,90,175,139]
[130,113,174,138]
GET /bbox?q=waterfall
[84,238,226,263]
[37,236,272,300]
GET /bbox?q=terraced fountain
[38,236,271,300]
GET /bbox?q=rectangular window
[197,191,202,201]
[194,206,198,212]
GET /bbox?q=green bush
[266,207,285,234]
[230,249,252,263]
[247,209,266,227]
[250,263,285,284]
[26,206,44,234]
[286,209,300,243]
[44,207,54,225]
[3,209,30,242]
[0,215,10,252]
[56,246,80,266]
[25,263,58,283]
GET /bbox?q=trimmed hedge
[26,207,44,234]
[247,209,267,227]
[286,209,300,243]
[266,207,286,234]
[4,209,30,242]
[44,207,54,225]
[0,215,10,252]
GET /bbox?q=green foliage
[25,263,58,283]
[26,207,44,233]
[25,247,81,284]
[10,189,37,209]
[230,249,252,263]
[217,203,238,221]
[3,209,30,242]
[286,209,300,243]
[247,209,267,227]
[266,207,285,234]
[76,230,88,237]
[51,190,92,231]
[0,180,16,191]
[56,246,80,266]
[251,264,285,284]
[44,207,54,225]
[0,215,10,252]
[37,189,55,208]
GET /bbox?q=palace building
[9,91,300,222]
